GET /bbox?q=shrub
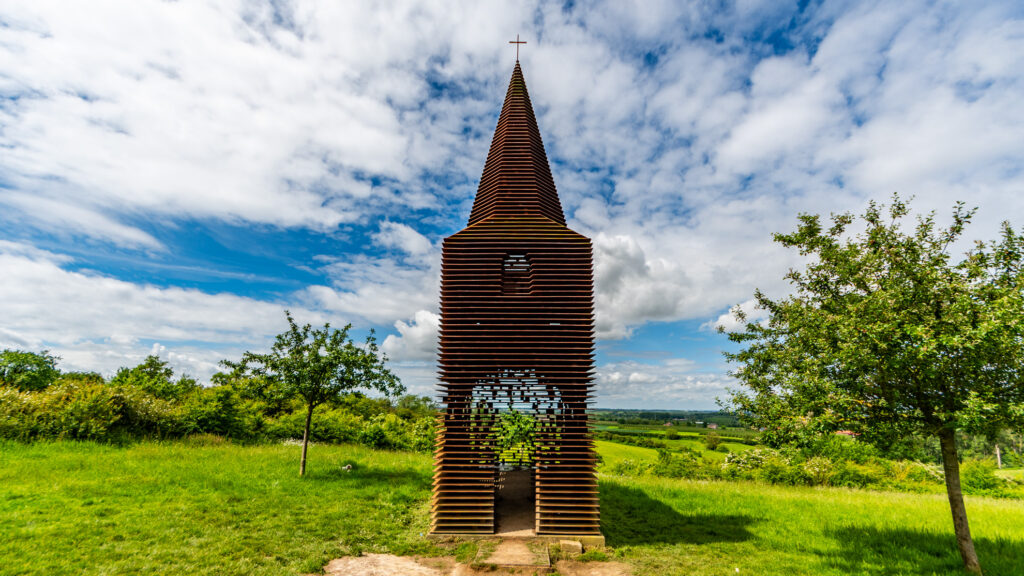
[831,460,885,488]
[810,434,878,464]
[358,417,388,448]
[108,385,183,438]
[757,453,808,485]
[0,381,120,440]
[960,459,1004,495]
[609,458,654,477]
[182,386,242,438]
[705,431,722,451]
[721,448,774,479]
[803,456,834,486]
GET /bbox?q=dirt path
[316,553,631,576]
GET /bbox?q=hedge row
[0,381,435,452]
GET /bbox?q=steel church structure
[430,61,599,538]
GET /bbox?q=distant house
[707,423,719,430]
[835,430,859,437]
[663,422,672,427]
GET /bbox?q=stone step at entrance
[473,539,550,568]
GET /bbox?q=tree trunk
[939,428,982,574]
[300,402,315,476]
[995,444,1001,469]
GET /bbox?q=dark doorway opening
[470,373,564,535]
[495,466,535,536]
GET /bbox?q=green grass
[596,439,658,467]
[597,436,752,463]
[3,440,1024,576]
[995,468,1023,481]
[601,476,1024,576]
[0,440,442,575]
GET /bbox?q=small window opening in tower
[502,253,533,295]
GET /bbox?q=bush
[705,431,722,451]
[182,386,242,438]
[809,434,878,464]
[0,381,120,441]
[803,456,834,486]
[831,460,886,488]
[757,453,809,486]
[960,459,1004,495]
[596,430,668,450]
[108,385,183,438]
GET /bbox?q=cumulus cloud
[0,241,318,379]
[0,0,526,246]
[595,358,732,410]
[374,221,434,256]
[2,0,1023,408]
[700,299,770,333]
[382,310,440,362]
[302,253,439,326]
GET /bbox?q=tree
[704,431,722,451]
[0,349,60,391]
[723,197,1024,574]
[110,355,197,401]
[222,311,403,475]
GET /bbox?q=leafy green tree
[395,394,438,419]
[495,409,537,465]
[110,355,197,401]
[222,311,403,475]
[59,371,106,386]
[704,431,722,451]
[0,349,60,391]
[723,197,1024,574]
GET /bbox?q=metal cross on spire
[509,34,526,60]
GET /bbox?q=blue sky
[2,1,1023,409]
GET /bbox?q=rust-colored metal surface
[430,62,599,537]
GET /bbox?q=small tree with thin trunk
[724,196,1024,574]
[223,311,403,475]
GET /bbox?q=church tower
[430,61,599,538]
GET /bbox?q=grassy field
[996,468,1023,481]
[3,440,1024,576]
[0,440,439,576]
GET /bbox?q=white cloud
[593,234,692,339]
[700,299,770,333]
[0,241,322,379]
[302,253,439,326]
[3,1,1024,409]
[0,0,529,246]
[374,221,434,256]
[595,358,732,410]
[382,310,439,362]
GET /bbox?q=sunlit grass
[0,441,440,576]
[995,468,1023,481]
[2,440,1022,576]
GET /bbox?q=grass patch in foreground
[601,474,1024,576]
[3,440,1024,576]
[0,441,442,576]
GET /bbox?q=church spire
[467,62,566,226]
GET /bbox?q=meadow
[3,439,1024,576]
